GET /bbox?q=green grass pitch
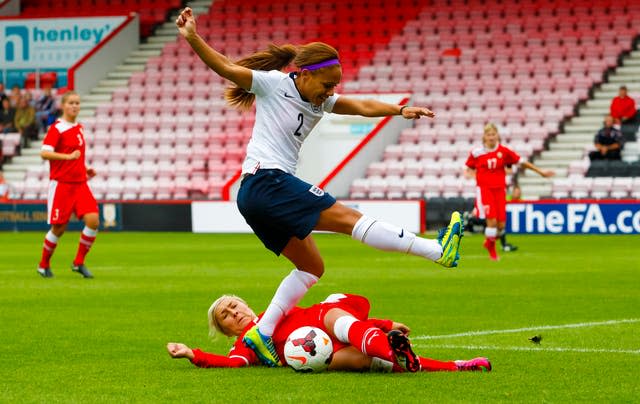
[1,231,638,402]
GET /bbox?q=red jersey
[191,294,392,368]
[610,96,636,121]
[42,119,87,183]
[465,144,521,188]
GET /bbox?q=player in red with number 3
[37,91,99,278]
[465,123,554,261]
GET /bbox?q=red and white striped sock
[73,226,98,266]
[39,230,59,269]
[484,227,499,260]
[342,319,395,362]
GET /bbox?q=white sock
[485,227,497,238]
[82,226,98,238]
[333,315,358,343]
[351,215,442,261]
[257,269,318,336]
[370,357,394,373]
[46,230,59,244]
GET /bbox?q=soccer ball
[283,326,333,373]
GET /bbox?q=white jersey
[241,70,339,175]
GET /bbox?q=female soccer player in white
[176,7,463,367]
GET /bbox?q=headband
[300,58,340,71]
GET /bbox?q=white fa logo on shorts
[309,185,324,197]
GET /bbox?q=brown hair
[225,42,340,110]
[61,90,79,104]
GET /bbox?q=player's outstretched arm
[332,96,435,119]
[176,7,252,90]
[521,161,555,178]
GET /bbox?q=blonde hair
[482,122,501,146]
[61,90,79,105]
[207,294,248,339]
[225,42,340,110]
[483,122,498,134]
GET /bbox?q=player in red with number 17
[37,91,99,278]
[465,123,554,261]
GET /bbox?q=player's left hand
[87,167,97,179]
[391,322,411,335]
[402,106,435,119]
[542,170,555,178]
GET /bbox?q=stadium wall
[3,200,639,234]
[191,200,425,234]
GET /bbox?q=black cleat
[71,264,94,278]
[388,330,420,372]
[37,267,54,278]
[502,243,518,252]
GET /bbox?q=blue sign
[506,202,640,234]
[1,16,125,88]
[0,203,121,231]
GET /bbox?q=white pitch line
[414,344,640,355]
[414,318,640,340]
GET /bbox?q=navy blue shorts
[236,169,336,255]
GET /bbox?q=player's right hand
[176,7,196,38]
[68,150,81,160]
[167,342,194,359]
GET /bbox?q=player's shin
[39,230,59,268]
[257,269,318,336]
[334,316,394,362]
[351,216,442,261]
[419,356,458,372]
[73,226,97,266]
[484,226,498,260]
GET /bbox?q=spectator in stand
[0,171,10,201]
[14,96,38,147]
[0,83,7,103]
[1,97,16,133]
[610,85,639,140]
[34,87,57,132]
[610,86,636,125]
[589,115,624,161]
[8,85,22,108]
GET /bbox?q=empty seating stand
[19,0,182,37]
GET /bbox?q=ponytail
[224,44,297,110]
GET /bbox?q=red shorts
[47,180,98,224]
[475,186,507,222]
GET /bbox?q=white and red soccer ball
[283,326,333,372]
